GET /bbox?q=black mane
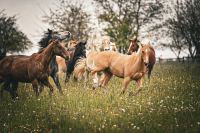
[67,41,87,75]
[38,29,53,50]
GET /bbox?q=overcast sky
[0,0,185,58]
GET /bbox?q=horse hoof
[49,91,53,96]
[12,96,20,102]
[15,96,20,100]
[39,89,43,93]
[129,92,137,96]
[36,92,40,97]
[59,91,64,95]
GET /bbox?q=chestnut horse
[127,37,140,54]
[76,44,155,95]
[0,40,70,99]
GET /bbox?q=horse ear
[48,28,52,33]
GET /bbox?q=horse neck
[129,52,145,72]
[39,44,55,70]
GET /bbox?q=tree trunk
[195,45,200,57]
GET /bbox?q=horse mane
[143,44,155,53]
[38,31,52,49]
[67,41,86,75]
[37,48,46,54]
[38,29,58,50]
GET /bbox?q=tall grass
[0,63,200,133]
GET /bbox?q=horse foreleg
[51,73,63,94]
[42,79,54,96]
[120,77,131,95]
[65,72,70,83]
[39,83,44,93]
[32,80,39,97]
[130,78,143,96]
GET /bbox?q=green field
[0,63,200,133]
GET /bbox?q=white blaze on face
[144,48,150,63]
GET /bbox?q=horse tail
[73,57,87,80]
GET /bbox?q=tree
[0,10,32,58]
[93,0,164,48]
[43,0,91,41]
[166,0,200,58]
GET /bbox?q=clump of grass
[0,63,200,133]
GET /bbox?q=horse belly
[109,63,125,78]
[11,70,31,82]
[11,63,31,82]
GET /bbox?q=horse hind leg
[92,72,101,89]
[100,72,113,88]
[120,77,131,96]
[41,78,54,96]
[32,80,39,97]
[129,78,143,96]
[147,65,153,81]
[84,69,89,88]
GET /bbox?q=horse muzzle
[144,61,149,66]
[104,48,110,51]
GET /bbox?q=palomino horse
[0,40,70,99]
[38,29,71,94]
[76,44,155,96]
[88,35,118,52]
[128,42,156,79]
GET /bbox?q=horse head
[141,44,155,66]
[67,40,78,48]
[39,29,71,49]
[127,38,140,55]
[102,38,110,51]
[110,42,118,51]
[51,40,71,60]
[73,41,87,58]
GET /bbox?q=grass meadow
[0,63,200,133]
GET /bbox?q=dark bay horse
[0,40,70,99]
[38,29,71,94]
[65,41,87,82]
[56,40,78,75]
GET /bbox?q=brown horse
[76,44,155,96]
[0,40,70,99]
[127,37,140,54]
